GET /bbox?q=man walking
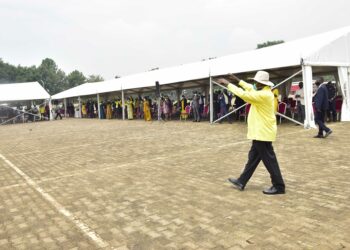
[313,78,332,138]
[326,81,337,122]
[218,71,285,195]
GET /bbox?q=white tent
[0,82,50,101]
[52,26,350,125]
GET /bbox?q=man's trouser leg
[301,105,305,123]
[254,141,285,191]
[331,100,337,121]
[193,107,197,121]
[194,107,200,121]
[238,141,261,187]
[315,111,330,135]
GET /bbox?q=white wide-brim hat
[249,71,274,87]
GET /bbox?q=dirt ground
[0,119,349,249]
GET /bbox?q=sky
[1,0,350,80]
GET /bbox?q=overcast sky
[1,0,349,80]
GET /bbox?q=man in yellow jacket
[218,71,285,195]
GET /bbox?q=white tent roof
[52,26,350,99]
[0,82,50,102]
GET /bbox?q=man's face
[255,82,264,90]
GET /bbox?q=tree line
[0,58,104,95]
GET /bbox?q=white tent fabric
[211,26,350,75]
[52,26,350,100]
[0,82,50,102]
[337,67,350,121]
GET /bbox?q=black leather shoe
[228,178,244,191]
[262,186,285,195]
[324,130,332,138]
[313,134,324,138]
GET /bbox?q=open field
[0,119,349,249]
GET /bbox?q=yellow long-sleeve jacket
[228,81,277,142]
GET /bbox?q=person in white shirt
[295,82,305,123]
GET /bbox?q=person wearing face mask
[217,71,285,195]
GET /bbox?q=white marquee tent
[0,82,52,123]
[52,26,350,126]
[0,82,50,102]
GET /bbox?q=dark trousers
[297,103,305,123]
[238,140,285,191]
[55,112,62,120]
[193,106,200,121]
[315,110,330,136]
[327,100,337,122]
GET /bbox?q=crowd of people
[0,79,341,125]
[80,96,176,121]
[77,91,244,122]
[61,81,341,124]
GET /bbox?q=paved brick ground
[0,119,349,249]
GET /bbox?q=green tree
[87,74,104,83]
[15,65,39,83]
[0,58,17,83]
[37,58,67,94]
[0,58,105,94]
[257,40,284,49]
[66,70,86,88]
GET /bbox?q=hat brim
[248,77,274,87]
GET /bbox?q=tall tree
[0,58,17,83]
[87,74,104,83]
[37,58,67,94]
[66,70,86,88]
[257,40,284,49]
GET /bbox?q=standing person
[218,71,285,195]
[295,81,305,124]
[143,97,152,121]
[127,96,134,120]
[106,101,112,119]
[180,95,188,120]
[192,92,200,122]
[99,101,105,119]
[82,103,87,118]
[313,78,332,138]
[198,93,204,118]
[163,96,170,121]
[326,81,337,122]
[39,104,46,120]
[45,103,50,120]
[167,97,173,120]
[218,90,232,123]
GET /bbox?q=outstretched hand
[216,78,231,86]
[227,74,241,83]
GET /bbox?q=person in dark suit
[313,77,332,138]
[326,81,337,122]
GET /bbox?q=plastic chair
[278,102,287,124]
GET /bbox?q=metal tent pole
[209,76,213,123]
